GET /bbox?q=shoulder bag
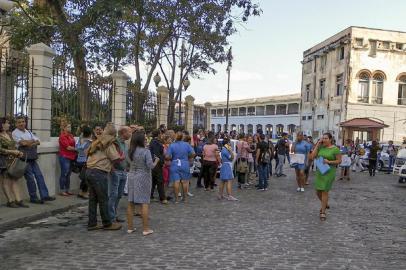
[7,156,28,179]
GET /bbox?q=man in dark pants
[150,130,167,204]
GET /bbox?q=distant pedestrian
[236,134,250,189]
[368,140,381,177]
[218,138,238,201]
[275,133,289,177]
[256,134,272,191]
[75,126,92,199]
[291,132,311,192]
[387,140,397,174]
[58,122,77,196]
[339,139,353,181]
[309,132,341,221]
[202,135,220,191]
[149,129,167,204]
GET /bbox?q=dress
[127,147,154,204]
[293,140,311,170]
[315,146,340,191]
[167,141,194,182]
[220,147,234,181]
[0,133,17,177]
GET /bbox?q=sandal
[320,212,326,221]
[127,229,136,234]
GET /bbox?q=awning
[339,118,389,128]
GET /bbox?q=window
[357,72,370,103]
[320,55,327,72]
[398,75,406,105]
[256,124,263,133]
[287,103,299,114]
[247,124,253,134]
[211,124,215,132]
[336,74,343,96]
[307,116,312,120]
[265,105,275,115]
[355,38,363,47]
[247,106,255,116]
[217,124,221,132]
[303,61,312,74]
[288,124,296,134]
[211,109,217,117]
[256,106,265,115]
[239,124,245,133]
[338,46,345,60]
[239,107,246,116]
[217,108,223,116]
[276,124,284,136]
[382,41,390,50]
[231,108,238,116]
[372,73,384,104]
[317,115,324,120]
[305,84,311,102]
[265,124,273,135]
[319,79,325,100]
[396,43,404,50]
[276,104,287,115]
[370,40,377,56]
[302,116,307,121]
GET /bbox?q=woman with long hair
[202,135,220,191]
[166,131,195,203]
[127,131,159,235]
[0,118,27,208]
[291,131,311,192]
[309,132,341,221]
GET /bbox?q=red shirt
[59,132,77,160]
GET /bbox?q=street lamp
[153,72,161,87]
[178,76,190,125]
[225,47,233,133]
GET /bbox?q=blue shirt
[76,138,92,163]
[167,141,194,162]
[221,147,233,163]
[294,140,311,162]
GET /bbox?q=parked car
[359,143,400,171]
[394,149,406,183]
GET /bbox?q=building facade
[205,94,300,137]
[300,26,406,143]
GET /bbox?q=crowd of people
[0,116,398,233]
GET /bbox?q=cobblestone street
[1,168,405,270]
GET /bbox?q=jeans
[58,156,72,192]
[276,154,285,176]
[87,168,111,227]
[24,160,49,201]
[388,155,395,172]
[108,170,127,221]
[257,163,269,189]
[151,166,166,201]
[285,153,290,164]
[268,160,273,176]
[368,159,377,176]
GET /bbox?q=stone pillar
[26,43,55,141]
[185,95,195,135]
[205,102,212,131]
[111,71,129,127]
[157,86,169,128]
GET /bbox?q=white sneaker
[178,192,182,197]
[296,187,301,192]
[300,188,305,192]
[187,192,194,197]
[227,195,238,201]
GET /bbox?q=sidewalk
[0,194,87,232]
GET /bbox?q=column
[204,102,212,131]
[26,43,56,141]
[157,86,169,128]
[185,95,195,135]
[111,70,129,127]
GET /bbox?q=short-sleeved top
[368,145,381,160]
[293,140,311,159]
[237,140,249,159]
[221,147,233,163]
[317,146,341,163]
[86,142,121,173]
[167,141,194,162]
[277,138,288,155]
[203,144,218,162]
[76,138,92,163]
[12,128,40,147]
[0,133,17,167]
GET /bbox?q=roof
[339,118,389,128]
[207,93,301,107]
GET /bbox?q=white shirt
[12,128,40,147]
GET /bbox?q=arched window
[398,74,406,105]
[239,124,245,133]
[256,124,263,133]
[247,124,253,134]
[217,124,221,132]
[231,124,237,131]
[288,124,296,134]
[276,124,284,136]
[211,124,215,132]
[265,124,273,135]
[357,72,370,103]
[372,72,385,104]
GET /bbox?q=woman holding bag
[291,132,311,192]
[0,118,28,208]
[309,132,341,221]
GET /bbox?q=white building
[205,94,300,137]
[300,26,406,143]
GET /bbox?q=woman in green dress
[309,132,341,221]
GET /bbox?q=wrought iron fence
[0,47,33,121]
[51,65,113,136]
[126,84,158,131]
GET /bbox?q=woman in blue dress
[292,132,312,192]
[166,131,195,203]
[218,138,238,201]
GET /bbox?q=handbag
[7,157,28,179]
[237,159,248,173]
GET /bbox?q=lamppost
[178,76,190,126]
[225,46,233,133]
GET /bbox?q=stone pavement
[0,167,405,270]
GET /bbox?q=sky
[126,0,406,105]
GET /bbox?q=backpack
[260,143,271,164]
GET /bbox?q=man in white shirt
[12,116,55,204]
